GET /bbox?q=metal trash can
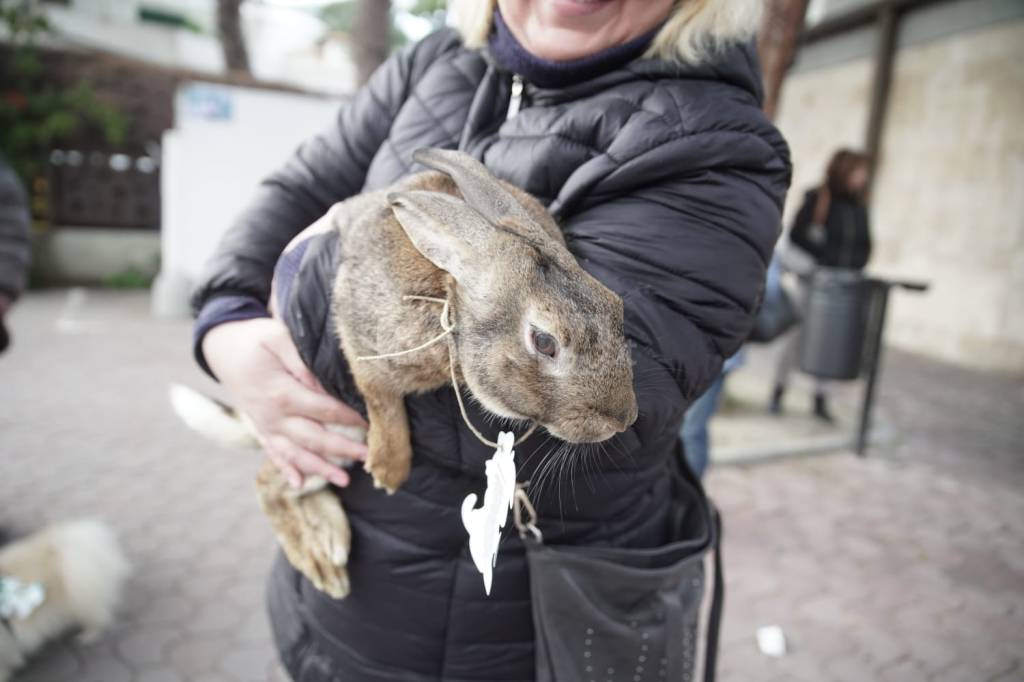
[798,268,871,380]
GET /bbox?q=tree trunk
[352,0,391,87]
[218,0,251,75]
[758,0,811,120]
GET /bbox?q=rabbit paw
[295,491,352,599]
[365,454,411,495]
[256,464,352,599]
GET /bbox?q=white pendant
[461,431,517,595]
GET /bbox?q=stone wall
[776,17,1024,372]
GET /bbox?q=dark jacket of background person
[192,29,791,682]
[789,188,872,269]
[0,157,30,303]
[0,155,31,353]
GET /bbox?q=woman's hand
[202,317,369,489]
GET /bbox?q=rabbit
[173,148,637,599]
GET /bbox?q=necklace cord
[354,295,537,449]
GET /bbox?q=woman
[770,149,872,421]
[193,1,790,679]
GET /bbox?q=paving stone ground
[1,290,1022,682]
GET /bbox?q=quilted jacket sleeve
[0,158,31,301]
[563,139,789,406]
[190,30,462,314]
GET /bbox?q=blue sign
[182,84,234,121]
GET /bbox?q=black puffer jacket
[0,155,31,353]
[194,29,790,682]
[0,156,30,302]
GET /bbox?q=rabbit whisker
[519,433,555,474]
[532,441,568,508]
[605,435,635,471]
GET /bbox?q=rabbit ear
[388,190,494,286]
[412,148,532,224]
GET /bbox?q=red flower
[2,90,28,110]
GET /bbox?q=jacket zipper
[506,74,524,120]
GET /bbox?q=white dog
[0,520,130,682]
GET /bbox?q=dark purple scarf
[488,9,660,88]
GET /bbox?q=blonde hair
[447,0,762,65]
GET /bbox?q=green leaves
[0,0,129,185]
[0,1,50,45]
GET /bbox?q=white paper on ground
[461,431,517,595]
[756,625,788,657]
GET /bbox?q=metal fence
[47,148,161,229]
[0,46,173,230]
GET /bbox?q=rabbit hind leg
[359,386,413,494]
[255,459,351,599]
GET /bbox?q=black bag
[517,452,724,682]
[748,285,799,344]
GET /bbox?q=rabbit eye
[532,330,558,359]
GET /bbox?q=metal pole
[855,282,891,455]
[865,3,900,168]
[758,0,812,119]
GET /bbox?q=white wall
[153,82,342,317]
[869,22,1024,369]
[776,18,1024,371]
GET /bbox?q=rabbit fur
[248,149,636,598]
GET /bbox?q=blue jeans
[680,374,726,479]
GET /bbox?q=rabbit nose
[622,402,638,429]
[604,401,637,434]
[617,402,638,431]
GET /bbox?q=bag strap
[671,442,725,682]
[703,506,725,682]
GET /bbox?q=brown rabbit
[175,149,637,598]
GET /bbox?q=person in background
[770,149,872,421]
[683,249,791,477]
[681,351,742,478]
[0,154,31,355]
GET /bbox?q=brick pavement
[1,290,1021,682]
[1,290,287,682]
[706,341,1024,681]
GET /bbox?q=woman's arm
[190,29,461,315]
[192,31,462,487]
[788,190,820,258]
[192,30,462,377]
